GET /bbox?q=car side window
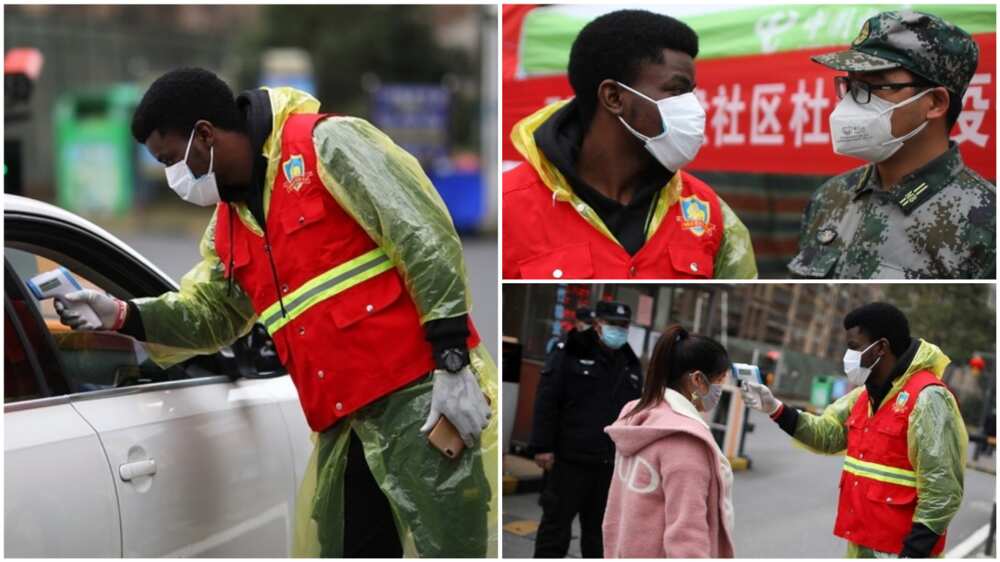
[5,247,197,394]
[4,260,70,402]
[5,310,42,403]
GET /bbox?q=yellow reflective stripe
[260,248,393,334]
[847,456,917,479]
[843,456,917,487]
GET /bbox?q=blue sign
[370,84,450,164]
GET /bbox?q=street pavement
[502,408,996,558]
[117,230,498,360]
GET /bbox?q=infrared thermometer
[731,363,764,386]
[27,267,101,327]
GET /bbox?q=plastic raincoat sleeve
[130,210,259,367]
[791,387,864,454]
[312,117,470,324]
[908,386,967,535]
[714,197,758,279]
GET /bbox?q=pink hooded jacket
[603,396,735,558]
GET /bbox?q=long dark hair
[627,324,730,417]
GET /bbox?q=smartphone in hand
[428,394,491,460]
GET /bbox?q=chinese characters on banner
[688,35,995,177]
[502,34,996,180]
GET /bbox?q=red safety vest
[216,113,480,432]
[834,371,947,555]
[502,163,724,279]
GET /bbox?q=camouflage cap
[811,10,979,97]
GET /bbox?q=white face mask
[164,128,221,207]
[691,371,723,411]
[843,340,883,386]
[829,88,931,163]
[616,82,706,172]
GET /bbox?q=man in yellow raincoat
[742,302,967,558]
[54,68,498,557]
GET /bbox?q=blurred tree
[883,284,995,363]
[235,5,478,151]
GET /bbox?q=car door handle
[119,459,157,481]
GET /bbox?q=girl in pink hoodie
[603,324,736,558]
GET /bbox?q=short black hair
[131,67,243,143]
[568,9,699,127]
[843,302,911,356]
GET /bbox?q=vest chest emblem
[282,154,314,192]
[677,195,714,237]
[893,391,910,413]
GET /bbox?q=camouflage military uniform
[788,143,995,279]
[789,10,994,279]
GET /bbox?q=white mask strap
[618,115,651,143]
[615,81,659,143]
[857,339,882,360]
[883,118,929,147]
[874,87,932,117]
[182,127,196,162]
[615,81,658,105]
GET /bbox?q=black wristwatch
[438,347,469,374]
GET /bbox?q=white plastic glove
[53,290,127,331]
[740,380,782,416]
[419,367,492,447]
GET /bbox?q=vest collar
[227,87,322,237]
[510,99,685,247]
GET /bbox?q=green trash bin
[811,375,835,408]
[54,84,141,216]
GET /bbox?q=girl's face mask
[690,371,724,411]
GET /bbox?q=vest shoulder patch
[282,153,315,192]
[677,195,716,237]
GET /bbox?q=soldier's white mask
[829,89,931,163]
[616,82,706,172]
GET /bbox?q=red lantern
[969,355,986,375]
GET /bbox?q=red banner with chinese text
[503,33,996,180]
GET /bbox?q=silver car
[4,194,313,557]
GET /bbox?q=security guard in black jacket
[530,301,643,558]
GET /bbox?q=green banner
[521,4,995,75]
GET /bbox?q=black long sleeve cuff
[424,315,470,370]
[117,301,146,341]
[773,403,800,437]
[900,522,939,558]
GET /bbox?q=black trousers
[533,459,614,558]
[342,430,404,558]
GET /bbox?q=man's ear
[193,119,216,147]
[598,79,626,116]
[925,87,950,121]
[878,337,891,356]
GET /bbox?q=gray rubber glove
[419,367,492,447]
[740,380,783,416]
[53,290,127,331]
